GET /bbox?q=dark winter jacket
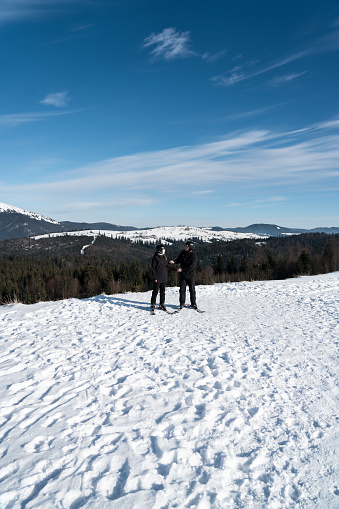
[151,253,176,283]
[175,249,197,280]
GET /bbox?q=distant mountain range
[211,224,339,236]
[0,202,338,241]
[0,203,137,240]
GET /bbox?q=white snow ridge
[0,202,59,225]
[33,226,267,244]
[0,273,338,508]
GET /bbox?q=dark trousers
[151,282,166,307]
[179,278,196,306]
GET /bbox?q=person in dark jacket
[175,241,198,309]
[151,244,180,311]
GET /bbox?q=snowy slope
[0,274,338,508]
[0,202,59,225]
[34,225,267,244]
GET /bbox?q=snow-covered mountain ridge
[33,226,267,244]
[0,273,338,508]
[0,202,59,225]
[1,202,339,241]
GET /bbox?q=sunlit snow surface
[0,274,338,508]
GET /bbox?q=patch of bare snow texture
[0,273,338,508]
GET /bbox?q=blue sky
[0,0,338,228]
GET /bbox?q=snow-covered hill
[0,202,59,225]
[0,202,62,240]
[34,225,267,244]
[1,202,338,241]
[0,202,138,240]
[0,273,338,508]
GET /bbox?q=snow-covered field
[33,226,266,244]
[0,274,338,509]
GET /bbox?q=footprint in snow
[105,459,131,501]
[0,462,19,483]
[198,469,210,484]
[195,403,206,420]
[41,412,65,428]
[23,435,56,453]
[247,407,259,418]
[289,483,302,502]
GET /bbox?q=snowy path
[80,236,97,255]
[0,274,338,508]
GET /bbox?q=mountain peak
[0,202,59,225]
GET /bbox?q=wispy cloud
[0,109,81,127]
[311,26,339,53]
[214,22,339,88]
[143,27,226,64]
[3,119,339,204]
[70,24,94,33]
[52,24,95,43]
[218,103,290,122]
[315,119,339,130]
[142,27,196,61]
[270,71,307,86]
[0,0,92,24]
[202,50,226,63]
[57,196,154,213]
[212,51,308,86]
[40,91,70,108]
[229,197,287,208]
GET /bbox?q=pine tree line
[0,234,337,305]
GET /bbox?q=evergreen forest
[0,233,337,305]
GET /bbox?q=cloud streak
[212,51,308,86]
[2,119,339,205]
[270,72,307,86]
[214,23,339,88]
[0,0,92,24]
[202,50,226,63]
[52,23,95,43]
[311,27,339,54]
[142,28,195,61]
[40,91,70,108]
[143,27,226,64]
[0,109,82,126]
[229,196,288,208]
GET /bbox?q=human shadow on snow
[88,294,178,312]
